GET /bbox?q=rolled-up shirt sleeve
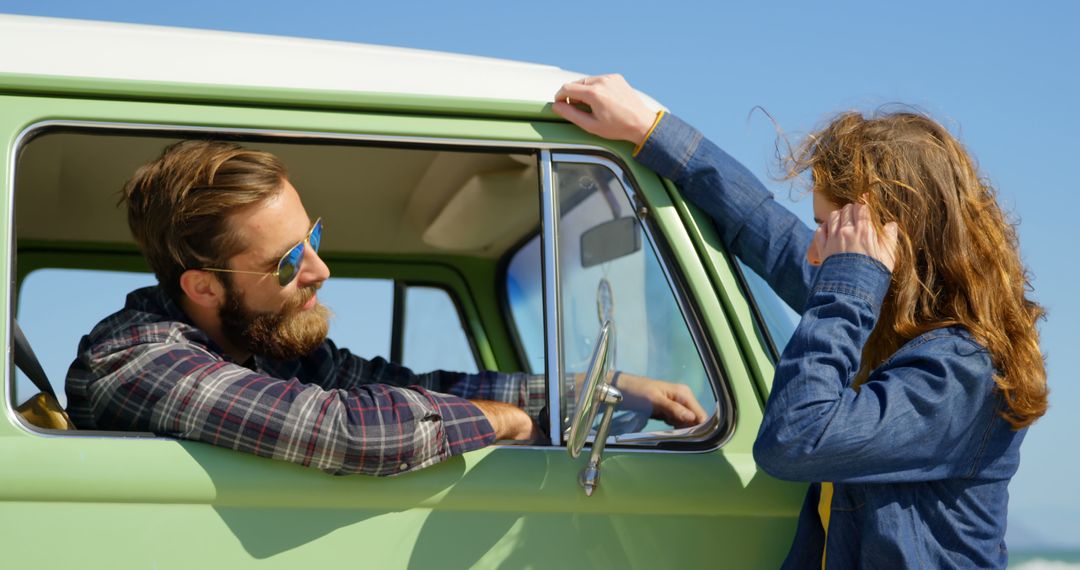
[285,339,550,461]
[72,337,496,476]
[363,360,548,456]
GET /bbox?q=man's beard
[219,282,331,361]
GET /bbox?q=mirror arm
[579,383,623,497]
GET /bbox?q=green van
[0,14,806,568]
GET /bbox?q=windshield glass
[736,260,799,358]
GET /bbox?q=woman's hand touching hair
[809,203,900,272]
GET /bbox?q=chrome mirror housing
[567,320,622,496]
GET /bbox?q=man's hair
[785,110,1047,429]
[122,140,288,298]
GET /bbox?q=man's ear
[179,269,225,309]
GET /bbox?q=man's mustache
[283,283,321,312]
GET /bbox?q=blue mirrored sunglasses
[202,217,323,287]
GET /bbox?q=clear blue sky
[3,0,1077,550]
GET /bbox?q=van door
[0,95,804,568]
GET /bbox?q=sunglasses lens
[275,219,322,287]
[309,219,323,253]
[277,242,304,286]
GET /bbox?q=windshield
[736,260,799,358]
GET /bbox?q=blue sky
[3,0,1078,550]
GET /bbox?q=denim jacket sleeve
[634,113,817,313]
[752,254,997,483]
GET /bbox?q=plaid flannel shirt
[66,286,546,476]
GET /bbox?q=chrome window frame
[548,152,734,451]
[538,150,565,445]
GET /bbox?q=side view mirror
[567,320,622,496]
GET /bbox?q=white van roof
[0,14,660,108]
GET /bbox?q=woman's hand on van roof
[554,74,657,146]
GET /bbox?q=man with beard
[65,141,707,476]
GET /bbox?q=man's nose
[299,244,331,285]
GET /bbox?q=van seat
[16,392,75,430]
[12,319,76,430]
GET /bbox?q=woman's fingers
[553,74,657,144]
[844,203,858,228]
[878,222,900,271]
[552,100,599,132]
[819,203,899,272]
[826,208,843,240]
[808,224,827,266]
[554,81,597,107]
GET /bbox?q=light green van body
[0,15,805,569]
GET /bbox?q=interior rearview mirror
[580,217,641,268]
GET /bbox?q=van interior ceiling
[14,129,542,260]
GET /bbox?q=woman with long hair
[554,75,1047,568]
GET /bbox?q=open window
[10,125,541,434]
[10,122,734,460]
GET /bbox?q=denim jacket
[635,113,1025,568]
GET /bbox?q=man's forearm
[470,400,537,441]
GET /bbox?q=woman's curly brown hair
[787,111,1047,429]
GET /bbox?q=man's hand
[471,400,539,442]
[553,74,657,145]
[614,373,709,429]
